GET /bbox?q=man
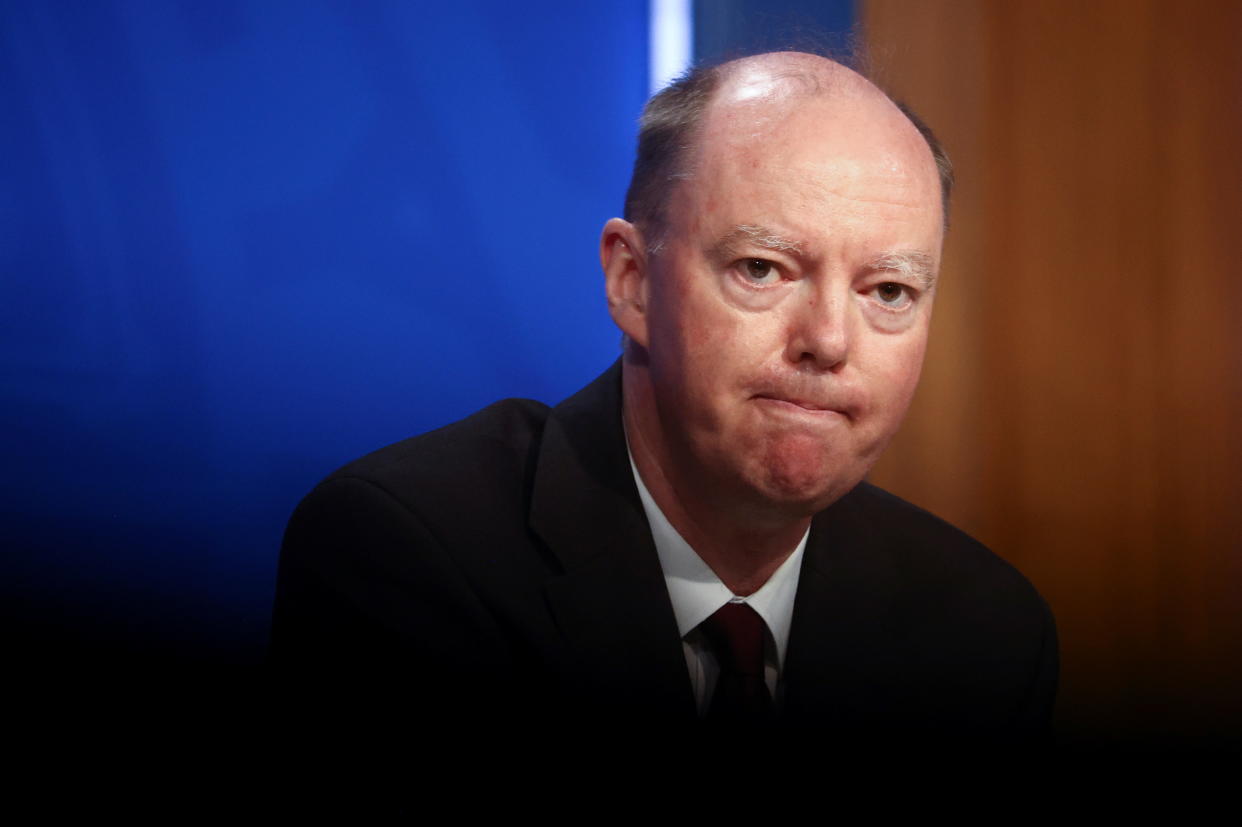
[272,52,1057,742]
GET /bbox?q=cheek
[870,334,928,414]
[665,289,744,369]
[647,287,735,410]
[680,308,786,406]
[648,263,788,394]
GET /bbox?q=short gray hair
[622,64,724,252]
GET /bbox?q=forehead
[676,90,943,251]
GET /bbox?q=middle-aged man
[272,52,1058,742]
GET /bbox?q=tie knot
[700,601,767,678]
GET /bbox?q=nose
[784,286,850,371]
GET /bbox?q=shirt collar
[627,448,807,669]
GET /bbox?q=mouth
[753,394,853,421]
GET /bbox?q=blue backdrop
[3,0,647,666]
[3,0,854,670]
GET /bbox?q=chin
[759,474,858,515]
[752,441,868,515]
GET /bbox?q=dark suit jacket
[271,361,1057,743]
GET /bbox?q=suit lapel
[529,362,696,720]
[782,488,901,727]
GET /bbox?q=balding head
[712,50,865,106]
[623,52,953,250]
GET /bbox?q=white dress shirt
[628,451,808,717]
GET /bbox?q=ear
[600,218,651,349]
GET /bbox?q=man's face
[638,91,944,516]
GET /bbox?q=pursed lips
[752,393,854,421]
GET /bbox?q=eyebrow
[871,250,938,290]
[708,224,805,261]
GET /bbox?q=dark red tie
[700,601,773,723]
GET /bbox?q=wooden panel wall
[862,0,1241,743]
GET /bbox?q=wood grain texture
[862,0,1241,743]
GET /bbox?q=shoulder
[831,481,1051,621]
[332,396,552,481]
[273,398,557,664]
[319,397,552,517]
[279,396,557,593]
[839,482,1029,577]
[808,482,1059,735]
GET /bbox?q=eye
[738,258,780,286]
[871,281,914,309]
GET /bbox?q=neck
[622,358,811,596]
